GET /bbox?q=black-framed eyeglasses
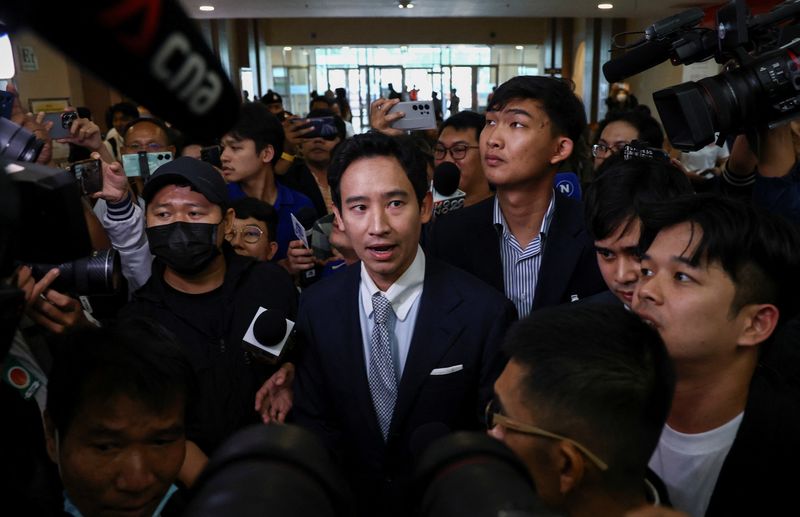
[434,143,479,161]
[591,141,628,158]
[484,399,608,471]
[225,224,264,244]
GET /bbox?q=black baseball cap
[142,157,229,207]
[262,90,283,105]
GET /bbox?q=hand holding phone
[387,101,436,130]
[69,158,103,196]
[43,111,78,139]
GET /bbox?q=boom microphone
[432,162,465,218]
[603,39,674,84]
[0,0,240,141]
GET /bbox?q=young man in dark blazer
[292,133,517,516]
[428,76,606,317]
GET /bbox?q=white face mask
[616,92,628,102]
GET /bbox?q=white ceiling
[180,0,716,20]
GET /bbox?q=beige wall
[10,30,84,112]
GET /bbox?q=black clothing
[121,244,298,454]
[705,362,800,516]
[428,193,606,310]
[2,383,62,516]
[278,160,328,217]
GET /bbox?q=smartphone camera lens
[412,105,418,111]
[61,111,78,129]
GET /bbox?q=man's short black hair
[46,318,195,437]
[595,109,664,149]
[231,197,278,244]
[309,96,334,112]
[328,132,429,211]
[228,103,285,166]
[489,76,587,144]
[504,303,674,492]
[306,108,347,142]
[639,194,800,322]
[439,110,485,142]
[106,102,139,130]
[123,117,175,147]
[584,156,693,241]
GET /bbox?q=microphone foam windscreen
[253,310,287,347]
[432,162,461,196]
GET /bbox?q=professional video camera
[3,159,124,309]
[603,0,800,151]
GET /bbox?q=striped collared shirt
[493,193,556,318]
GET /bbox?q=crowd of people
[2,70,800,517]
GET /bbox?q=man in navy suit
[428,76,606,317]
[292,133,517,516]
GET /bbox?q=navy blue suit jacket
[292,256,517,516]
[427,193,607,309]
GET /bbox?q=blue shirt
[227,182,316,261]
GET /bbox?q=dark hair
[584,156,693,241]
[489,76,587,144]
[595,109,664,149]
[46,318,195,437]
[439,110,485,142]
[328,132,429,210]
[306,108,347,141]
[309,96,334,112]
[228,103,285,166]
[123,117,175,147]
[105,102,138,130]
[638,194,800,321]
[231,197,278,243]
[504,303,674,492]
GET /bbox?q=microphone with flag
[432,162,466,218]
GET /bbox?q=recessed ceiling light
[407,2,415,7]
[598,3,613,9]
[283,46,292,51]
[199,5,215,11]
[515,45,524,50]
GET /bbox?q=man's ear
[549,137,574,166]
[419,191,433,225]
[266,241,279,261]
[260,144,275,165]
[556,441,585,496]
[332,205,346,232]
[222,208,235,234]
[43,410,59,465]
[737,303,780,348]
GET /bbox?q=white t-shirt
[679,142,730,174]
[649,413,743,517]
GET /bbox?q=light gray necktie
[368,292,397,441]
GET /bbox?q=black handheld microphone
[0,0,240,141]
[431,162,465,218]
[602,39,674,83]
[242,307,294,364]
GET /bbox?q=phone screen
[70,158,103,196]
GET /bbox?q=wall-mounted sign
[19,46,38,72]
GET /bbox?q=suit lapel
[472,198,505,293]
[392,259,464,433]
[533,193,584,309]
[338,265,383,438]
